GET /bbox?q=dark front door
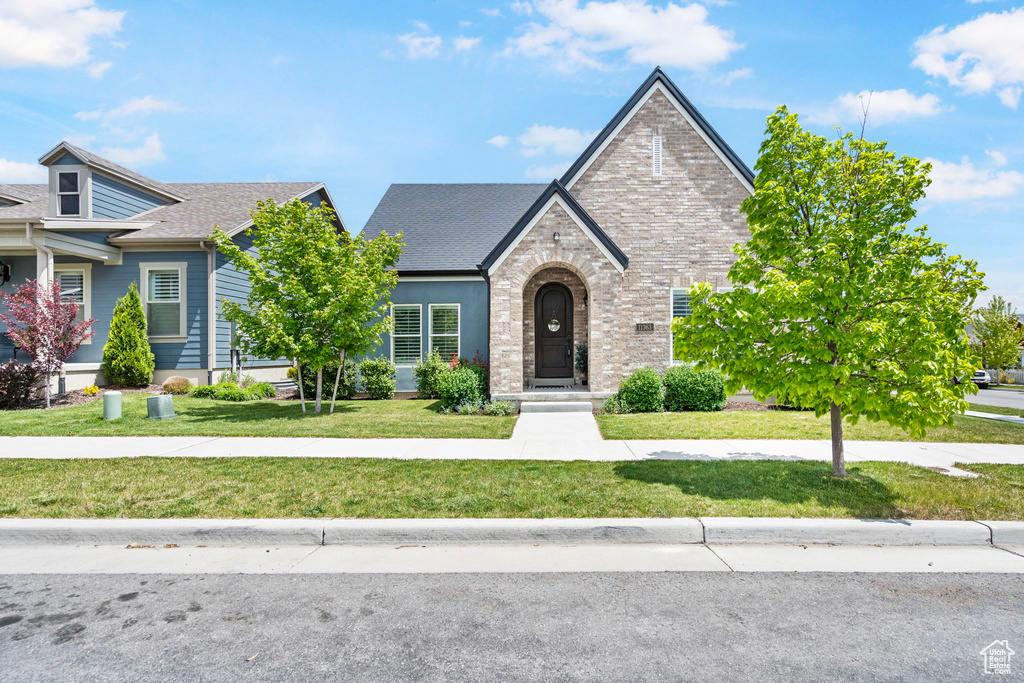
[535,283,573,379]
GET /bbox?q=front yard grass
[968,402,1024,418]
[0,395,515,439]
[0,458,1021,520]
[597,410,1024,443]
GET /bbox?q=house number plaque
[635,323,654,332]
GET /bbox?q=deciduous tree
[674,106,984,476]
[970,296,1023,373]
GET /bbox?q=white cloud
[510,0,534,14]
[86,60,112,78]
[0,0,124,69]
[397,22,442,59]
[486,134,511,147]
[987,149,1008,166]
[480,8,502,16]
[912,8,1024,107]
[459,20,473,27]
[834,89,948,125]
[454,36,481,51]
[505,0,740,73]
[924,156,1024,202]
[75,95,178,121]
[99,133,164,166]
[517,124,595,157]
[0,158,46,183]
[524,161,571,179]
[712,66,752,85]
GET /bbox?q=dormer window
[57,171,81,216]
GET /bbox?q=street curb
[701,518,991,546]
[321,518,704,545]
[0,517,1005,547]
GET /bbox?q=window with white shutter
[652,135,663,176]
[54,265,90,326]
[429,303,460,361]
[140,263,187,339]
[671,288,692,362]
[391,304,422,365]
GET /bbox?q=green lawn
[597,410,1024,443]
[0,458,1021,520]
[968,402,1024,418]
[0,395,515,439]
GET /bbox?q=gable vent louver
[652,135,663,176]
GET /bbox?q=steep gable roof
[38,141,187,202]
[480,180,628,274]
[560,67,755,193]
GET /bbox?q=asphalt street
[1,572,1021,682]
[972,387,1024,410]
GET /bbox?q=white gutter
[201,240,217,384]
[25,222,53,287]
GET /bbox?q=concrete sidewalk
[0,435,1021,470]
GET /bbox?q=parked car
[970,369,992,389]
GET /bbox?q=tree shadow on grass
[613,460,902,518]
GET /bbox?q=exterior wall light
[553,231,560,242]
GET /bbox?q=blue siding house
[0,141,342,389]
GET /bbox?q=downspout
[201,241,217,386]
[479,265,491,399]
[25,222,53,287]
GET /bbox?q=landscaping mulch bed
[21,385,163,411]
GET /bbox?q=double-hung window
[671,288,692,362]
[57,171,81,217]
[54,264,91,330]
[140,263,187,340]
[391,304,422,365]
[429,304,460,360]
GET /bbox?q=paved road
[973,387,1024,410]
[1,572,1021,681]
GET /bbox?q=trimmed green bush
[483,400,517,416]
[663,365,727,412]
[601,393,627,414]
[436,365,483,410]
[299,359,358,401]
[359,357,396,400]
[102,283,155,387]
[413,349,447,399]
[617,367,665,413]
[190,381,275,401]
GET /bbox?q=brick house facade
[364,68,754,396]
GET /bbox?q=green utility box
[103,391,122,421]
[147,394,177,420]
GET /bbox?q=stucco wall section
[522,267,589,383]
[568,88,751,376]
[489,201,623,394]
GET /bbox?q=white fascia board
[399,275,483,282]
[41,217,157,231]
[486,194,625,276]
[563,81,755,196]
[225,182,329,237]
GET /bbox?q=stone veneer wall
[568,88,751,378]
[522,267,589,384]
[489,202,623,394]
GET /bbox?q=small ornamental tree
[0,279,95,408]
[102,283,156,387]
[213,198,403,413]
[970,296,1022,374]
[674,106,984,476]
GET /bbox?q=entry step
[520,401,593,413]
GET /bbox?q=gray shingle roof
[40,141,186,201]
[0,181,322,241]
[362,183,547,272]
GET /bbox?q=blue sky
[0,0,1021,303]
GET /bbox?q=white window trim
[54,262,92,344]
[48,164,92,218]
[428,303,460,360]
[139,261,188,343]
[56,170,83,218]
[390,303,422,367]
[669,287,695,365]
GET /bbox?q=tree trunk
[329,350,346,414]
[830,401,845,477]
[44,371,51,410]
[295,361,306,414]
[314,369,323,413]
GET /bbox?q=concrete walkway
[965,409,1024,425]
[0,435,1022,471]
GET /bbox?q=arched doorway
[534,282,574,379]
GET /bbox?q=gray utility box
[147,394,177,420]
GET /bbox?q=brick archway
[522,267,589,386]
